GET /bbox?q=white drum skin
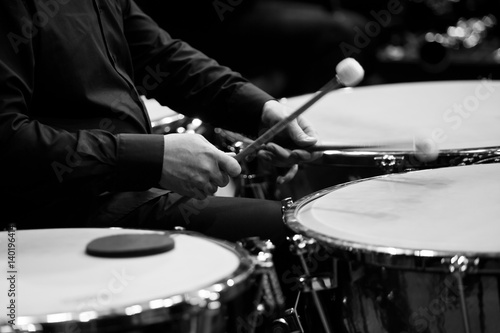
[281,80,500,198]
[289,164,500,256]
[0,228,257,333]
[283,164,500,333]
[285,80,500,152]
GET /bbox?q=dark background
[135,0,500,98]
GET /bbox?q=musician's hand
[276,164,299,184]
[258,99,322,168]
[159,134,241,199]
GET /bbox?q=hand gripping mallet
[234,57,365,163]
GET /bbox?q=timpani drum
[282,163,500,333]
[0,228,279,333]
[282,80,500,198]
[142,96,212,136]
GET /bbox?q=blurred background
[136,0,500,200]
[135,0,500,98]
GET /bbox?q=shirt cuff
[115,133,164,191]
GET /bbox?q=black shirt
[0,0,272,226]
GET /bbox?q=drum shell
[291,245,500,333]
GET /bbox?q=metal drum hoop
[317,146,500,173]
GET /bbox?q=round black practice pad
[86,232,175,258]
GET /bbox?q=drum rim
[318,145,500,157]
[315,146,500,169]
[5,228,256,332]
[150,113,185,128]
[284,166,500,261]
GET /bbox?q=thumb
[218,151,241,177]
[288,118,317,147]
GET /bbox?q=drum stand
[274,234,338,333]
[444,254,480,333]
[237,237,287,333]
[237,161,277,200]
[271,199,339,333]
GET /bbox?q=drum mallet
[234,57,365,163]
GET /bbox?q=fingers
[211,172,230,188]
[287,116,318,147]
[160,134,241,199]
[260,142,319,166]
[195,151,238,199]
[282,116,323,162]
[266,99,319,148]
[190,182,218,200]
[277,164,299,184]
[296,117,319,144]
[204,182,219,197]
[217,149,241,178]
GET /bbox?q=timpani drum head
[285,163,500,258]
[0,228,254,332]
[285,80,500,153]
[281,80,500,199]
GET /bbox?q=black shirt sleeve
[122,0,274,137]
